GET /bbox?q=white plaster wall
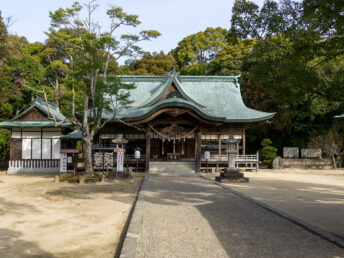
[22,132,41,138]
[52,139,60,159]
[32,139,41,159]
[43,132,61,138]
[22,139,31,159]
[42,139,51,159]
[11,131,21,138]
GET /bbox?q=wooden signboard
[94,152,103,169]
[104,152,114,169]
[60,153,67,173]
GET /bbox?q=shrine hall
[0,69,275,173]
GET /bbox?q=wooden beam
[243,127,246,155]
[149,118,197,126]
[130,107,221,125]
[196,130,201,173]
[145,127,150,172]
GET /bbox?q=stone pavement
[122,175,344,258]
[227,170,344,238]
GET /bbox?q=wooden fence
[8,159,60,174]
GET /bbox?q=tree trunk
[54,73,59,105]
[83,134,94,174]
[332,155,337,169]
[82,95,93,174]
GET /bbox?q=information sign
[117,148,124,172]
[60,153,67,173]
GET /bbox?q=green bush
[0,129,10,161]
[261,138,277,165]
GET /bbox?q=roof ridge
[34,95,59,110]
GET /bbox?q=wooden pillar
[145,128,150,172]
[162,138,165,155]
[196,130,201,173]
[218,134,221,155]
[242,127,246,155]
[181,139,184,155]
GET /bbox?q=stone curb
[200,175,344,249]
[120,175,148,258]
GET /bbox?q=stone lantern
[225,135,240,170]
[215,135,249,183]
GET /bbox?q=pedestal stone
[215,151,249,183]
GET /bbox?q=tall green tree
[207,39,256,75]
[126,51,176,75]
[228,0,344,152]
[40,1,160,173]
[170,27,228,74]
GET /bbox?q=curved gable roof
[0,96,70,128]
[111,70,275,123]
[11,96,65,122]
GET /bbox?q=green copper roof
[0,96,68,128]
[0,121,70,128]
[61,129,82,139]
[108,70,275,123]
[335,114,344,118]
[11,96,65,122]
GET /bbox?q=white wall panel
[42,139,51,159]
[11,131,21,138]
[52,139,60,159]
[22,139,31,159]
[22,132,41,138]
[43,132,61,138]
[32,139,41,159]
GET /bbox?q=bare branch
[23,84,65,127]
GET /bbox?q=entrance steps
[149,161,196,174]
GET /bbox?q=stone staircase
[149,161,196,175]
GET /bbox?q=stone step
[149,161,196,174]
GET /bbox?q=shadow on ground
[227,178,344,238]
[0,197,39,216]
[0,228,55,257]
[45,178,141,203]
[138,175,344,258]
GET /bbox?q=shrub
[261,138,277,165]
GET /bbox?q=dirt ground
[0,174,143,258]
[205,168,344,238]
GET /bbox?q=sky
[0,0,264,63]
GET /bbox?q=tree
[309,130,344,168]
[261,138,277,166]
[0,11,7,61]
[32,1,160,173]
[207,39,256,75]
[126,51,176,75]
[229,0,305,41]
[170,27,228,74]
[228,0,344,152]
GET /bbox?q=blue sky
[1,0,264,62]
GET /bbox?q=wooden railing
[201,152,259,172]
[201,153,259,162]
[8,159,60,174]
[235,154,259,162]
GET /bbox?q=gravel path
[135,175,344,258]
